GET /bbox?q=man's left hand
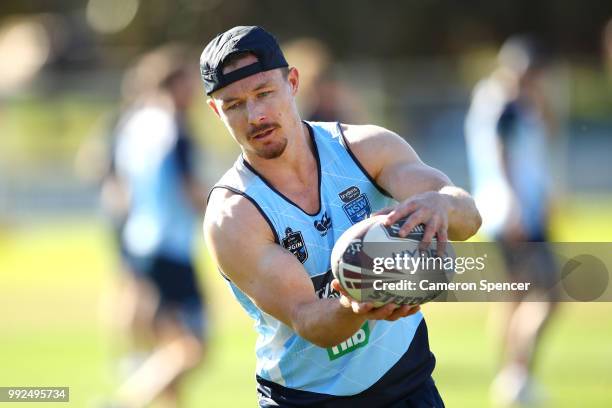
[377,191,450,252]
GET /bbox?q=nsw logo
[313,211,332,236]
[338,186,371,224]
[281,227,308,263]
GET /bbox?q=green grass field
[0,196,611,407]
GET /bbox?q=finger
[331,279,349,297]
[398,209,426,237]
[406,305,421,316]
[389,304,420,321]
[385,201,418,225]
[333,278,375,314]
[435,225,448,256]
[372,206,394,216]
[368,303,399,320]
[352,301,374,315]
[419,217,439,251]
[385,304,410,321]
[339,295,353,309]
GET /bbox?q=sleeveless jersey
[211,121,435,400]
[115,107,196,263]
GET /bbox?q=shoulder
[339,123,420,175]
[121,106,175,133]
[339,123,400,144]
[204,187,276,250]
[308,121,401,149]
[468,76,511,119]
[115,106,177,155]
[340,123,414,156]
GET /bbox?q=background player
[104,44,208,408]
[465,35,560,407]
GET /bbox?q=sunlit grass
[0,196,611,407]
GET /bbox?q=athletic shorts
[257,376,445,408]
[498,237,560,299]
[129,254,207,339]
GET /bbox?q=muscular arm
[341,124,481,241]
[204,189,403,348]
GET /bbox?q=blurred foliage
[1,0,612,169]
[2,0,612,64]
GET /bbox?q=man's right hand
[331,279,421,322]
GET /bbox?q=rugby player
[203,26,481,407]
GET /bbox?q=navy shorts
[498,238,560,299]
[128,254,206,339]
[258,376,445,408]
[388,377,445,408]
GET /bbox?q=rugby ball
[331,215,455,306]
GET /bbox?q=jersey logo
[327,322,370,360]
[339,186,371,224]
[313,211,332,236]
[281,227,308,263]
[311,269,340,299]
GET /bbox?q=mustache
[248,123,280,139]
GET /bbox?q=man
[108,45,207,408]
[465,36,559,406]
[203,26,481,407]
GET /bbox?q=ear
[207,98,220,117]
[287,67,299,96]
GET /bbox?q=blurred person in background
[465,36,560,407]
[98,44,207,408]
[282,37,368,123]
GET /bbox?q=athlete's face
[208,55,301,160]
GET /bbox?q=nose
[247,99,266,124]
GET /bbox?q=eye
[257,91,272,98]
[226,101,243,111]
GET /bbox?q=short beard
[255,137,288,159]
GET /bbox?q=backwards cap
[200,26,288,95]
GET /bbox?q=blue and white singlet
[210,121,436,405]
